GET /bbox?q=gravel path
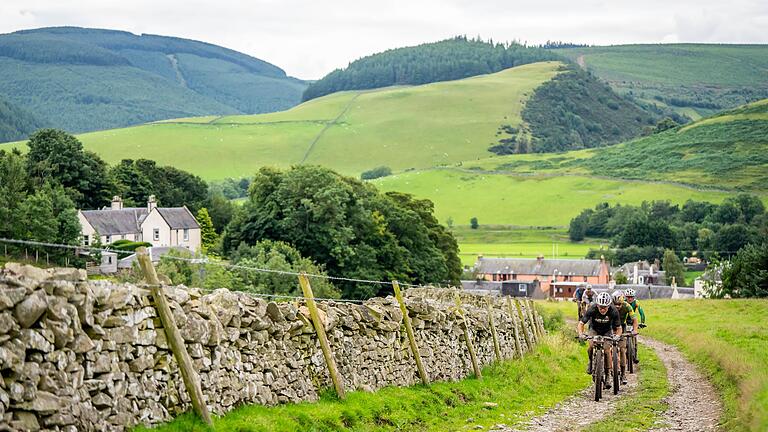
[487,336,722,432]
[642,336,722,432]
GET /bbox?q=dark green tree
[470,217,479,229]
[25,129,114,209]
[196,207,218,254]
[721,243,768,298]
[662,249,686,286]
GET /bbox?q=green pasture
[8,61,560,180]
[451,226,604,266]
[373,169,730,227]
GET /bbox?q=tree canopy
[223,166,461,299]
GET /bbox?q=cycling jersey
[580,303,621,336]
[574,287,585,301]
[581,291,595,304]
[628,299,646,324]
[616,301,636,326]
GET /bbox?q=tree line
[569,197,767,294]
[302,36,560,101]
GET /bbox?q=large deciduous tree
[721,243,768,298]
[25,129,114,209]
[223,166,461,299]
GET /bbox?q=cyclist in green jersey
[612,290,637,385]
[624,288,645,364]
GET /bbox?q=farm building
[473,255,611,298]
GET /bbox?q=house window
[183,229,189,241]
[518,284,526,293]
[584,276,588,282]
[153,228,160,241]
[107,256,113,264]
[82,235,89,246]
[105,235,111,244]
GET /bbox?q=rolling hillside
[554,44,768,120]
[18,61,563,178]
[0,27,306,135]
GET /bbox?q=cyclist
[580,283,596,306]
[573,283,587,319]
[577,292,622,388]
[624,288,645,364]
[612,290,637,385]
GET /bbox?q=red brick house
[474,255,611,298]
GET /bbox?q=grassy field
[374,169,732,227]
[538,299,768,432]
[554,44,768,119]
[4,61,560,180]
[134,334,591,432]
[451,226,604,266]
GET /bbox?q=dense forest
[0,96,45,142]
[302,36,560,101]
[0,27,306,136]
[499,65,657,154]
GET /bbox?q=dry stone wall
[0,263,545,431]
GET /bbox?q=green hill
[0,96,44,142]
[303,36,560,101]
[554,44,768,120]
[0,27,306,135]
[6,61,561,178]
[6,60,661,178]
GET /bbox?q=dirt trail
[641,336,721,432]
[490,336,721,432]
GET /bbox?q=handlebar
[575,334,621,343]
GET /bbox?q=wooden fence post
[505,297,524,359]
[486,297,502,362]
[530,300,546,336]
[298,273,346,399]
[455,294,482,379]
[392,281,429,386]
[514,299,533,350]
[524,299,540,341]
[136,247,212,426]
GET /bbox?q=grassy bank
[135,333,590,432]
[537,299,768,432]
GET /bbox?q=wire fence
[0,237,436,304]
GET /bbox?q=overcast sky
[1,0,766,79]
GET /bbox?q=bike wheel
[627,337,635,374]
[594,351,603,401]
[612,346,620,395]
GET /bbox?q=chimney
[147,195,157,212]
[111,196,123,210]
[633,263,639,285]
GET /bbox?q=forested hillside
[0,27,306,136]
[494,65,656,154]
[554,44,768,120]
[302,36,559,101]
[0,96,44,142]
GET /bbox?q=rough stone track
[490,336,722,432]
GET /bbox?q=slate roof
[156,207,200,229]
[80,208,148,235]
[475,257,604,277]
[117,246,191,269]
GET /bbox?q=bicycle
[577,334,621,401]
[624,326,637,374]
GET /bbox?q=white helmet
[585,283,593,291]
[612,290,624,304]
[596,292,612,307]
[624,288,636,297]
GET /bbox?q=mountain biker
[612,290,637,385]
[624,288,645,364]
[573,283,587,319]
[580,284,596,305]
[577,292,622,389]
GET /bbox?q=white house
[78,195,201,252]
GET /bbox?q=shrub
[360,166,392,180]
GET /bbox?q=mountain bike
[624,326,637,374]
[578,334,621,401]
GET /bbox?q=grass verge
[134,333,590,432]
[583,344,669,431]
